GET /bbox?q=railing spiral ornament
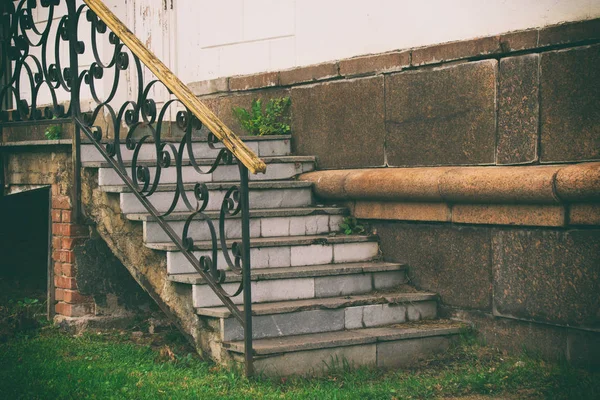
[0,0,258,376]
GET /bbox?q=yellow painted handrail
[83,0,267,174]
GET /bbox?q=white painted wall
[175,0,600,83]
[19,0,600,107]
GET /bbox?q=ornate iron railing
[0,0,263,376]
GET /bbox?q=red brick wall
[50,184,93,317]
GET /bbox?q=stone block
[451,204,565,227]
[412,36,500,66]
[291,77,385,168]
[497,54,540,164]
[492,229,600,329]
[189,77,229,96]
[229,72,279,91]
[345,304,407,329]
[376,336,451,368]
[332,242,379,263]
[373,270,408,289]
[314,274,372,297]
[289,215,331,236]
[291,244,333,267]
[222,309,345,341]
[258,139,291,156]
[374,222,492,310]
[538,18,600,47]
[540,45,600,162]
[499,30,539,53]
[193,277,315,307]
[385,60,497,166]
[339,51,410,77]
[253,344,376,376]
[354,201,451,222]
[569,204,600,226]
[279,62,339,86]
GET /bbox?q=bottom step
[226,320,465,376]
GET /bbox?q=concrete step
[81,135,292,162]
[85,156,315,186]
[225,320,465,376]
[127,207,348,243]
[105,181,315,214]
[157,235,381,274]
[198,287,439,341]
[183,262,406,308]
[109,181,313,214]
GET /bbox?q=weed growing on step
[44,117,62,140]
[339,216,365,235]
[232,97,291,136]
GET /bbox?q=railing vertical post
[66,0,82,222]
[239,164,254,377]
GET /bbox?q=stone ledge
[299,163,600,227]
[188,18,600,96]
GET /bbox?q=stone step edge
[99,180,313,193]
[81,135,292,144]
[147,233,378,251]
[224,320,465,355]
[126,206,348,222]
[168,261,403,285]
[196,288,437,318]
[82,155,315,168]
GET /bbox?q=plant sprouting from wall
[44,117,62,140]
[232,97,291,136]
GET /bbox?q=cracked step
[84,156,316,185]
[198,287,439,341]
[184,262,407,308]
[159,235,381,274]
[225,320,466,376]
[128,207,348,243]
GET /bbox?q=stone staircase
[80,134,464,376]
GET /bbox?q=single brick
[51,185,59,196]
[61,210,73,223]
[339,51,410,77]
[279,62,339,86]
[52,195,71,210]
[52,236,61,250]
[53,262,63,274]
[52,223,64,235]
[51,210,62,223]
[412,36,501,66]
[54,275,77,290]
[55,288,65,301]
[229,72,279,91]
[52,251,61,262]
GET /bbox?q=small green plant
[232,97,291,136]
[339,217,365,235]
[44,117,62,140]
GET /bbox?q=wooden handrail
[83,0,267,174]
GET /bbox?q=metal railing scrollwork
[0,0,263,376]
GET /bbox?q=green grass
[0,327,598,400]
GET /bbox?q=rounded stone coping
[299,163,600,204]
